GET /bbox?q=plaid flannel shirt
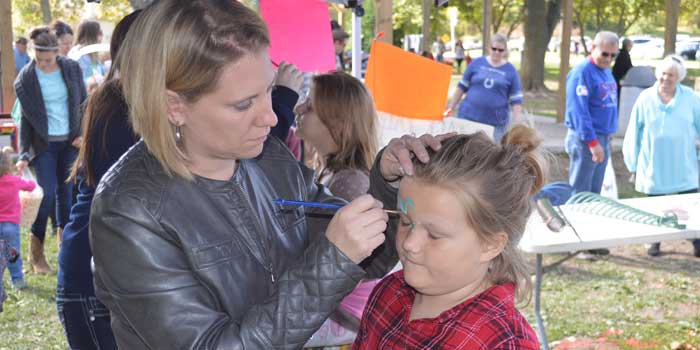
[352,271,540,350]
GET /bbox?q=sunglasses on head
[600,51,617,58]
[491,47,505,52]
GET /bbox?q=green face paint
[398,197,415,214]
[398,196,416,230]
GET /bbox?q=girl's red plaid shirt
[352,270,540,350]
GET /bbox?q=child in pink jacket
[0,147,36,290]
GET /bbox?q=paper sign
[365,41,452,120]
[260,0,336,73]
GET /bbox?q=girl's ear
[480,232,508,263]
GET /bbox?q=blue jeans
[565,130,610,195]
[56,289,117,350]
[31,141,77,242]
[493,124,507,143]
[0,222,23,283]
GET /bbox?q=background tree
[12,0,132,37]
[573,0,661,55]
[453,0,524,38]
[521,0,562,92]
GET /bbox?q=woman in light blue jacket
[623,55,700,257]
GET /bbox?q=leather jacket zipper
[234,179,276,285]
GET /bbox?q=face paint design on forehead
[398,197,414,214]
[399,196,416,230]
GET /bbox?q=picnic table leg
[535,253,549,350]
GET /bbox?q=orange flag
[365,41,452,120]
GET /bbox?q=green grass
[1,229,67,350]
[521,246,700,349]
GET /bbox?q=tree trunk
[664,0,680,56]
[521,0,562,92]
[1,0,15,112]
[483,0,492,56]
[421,0,431,53]
[129,0,155,10]
[374,0,393,44]
[556,0,573,123]
[40,0,51,24]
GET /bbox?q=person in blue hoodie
[622,55,700,257]
[565,31,619,256]
[565,31,619,196]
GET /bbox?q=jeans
[0,222,23,283]
[565,130,610,196]
[493,124,507,143]
[56,289,117,350]
[31,141,77,242]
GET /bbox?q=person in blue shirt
[13,37,30,74]
[622,55,700,258]
[565,31,619,196]
[565,31,619,256]
[446,33,523,142]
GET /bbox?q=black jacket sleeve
[270,86,300,141]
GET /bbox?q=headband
[33,44,59,51]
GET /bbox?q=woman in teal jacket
[623,55,700,257]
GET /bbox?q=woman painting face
[396,177,506,299]
[172,49,278,164]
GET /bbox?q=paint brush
[273,199,401,215]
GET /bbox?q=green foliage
[390,0,451,48]
[12,0,133,39]
[572,0,663,38]
[453,0,525,37]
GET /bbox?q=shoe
[692,240,700,258]
[28,233,52,274]
[647,243,661,257]
[12,279,28,290]
[587,248,610,256]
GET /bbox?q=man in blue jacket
[565,31,619,196]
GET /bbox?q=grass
[521,243,700,349]
[1,229,67,350]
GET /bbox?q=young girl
[0,147,36,290]
[353,125,545,349]
[295,71,380,347]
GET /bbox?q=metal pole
[535,254,549,350]
[352,8,362,78]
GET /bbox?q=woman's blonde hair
[0,147,13,176]
[119,0,270,179]
[412,125,547,303]
[311,71,379,175]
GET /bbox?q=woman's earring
[175,125,182,144]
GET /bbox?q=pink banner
[260,0,336,73]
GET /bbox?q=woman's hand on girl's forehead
[379,132,457,183]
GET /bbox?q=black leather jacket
[90,137,398,349]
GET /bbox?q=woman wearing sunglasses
[446,33,523,142]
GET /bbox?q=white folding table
[520,193,700,350]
